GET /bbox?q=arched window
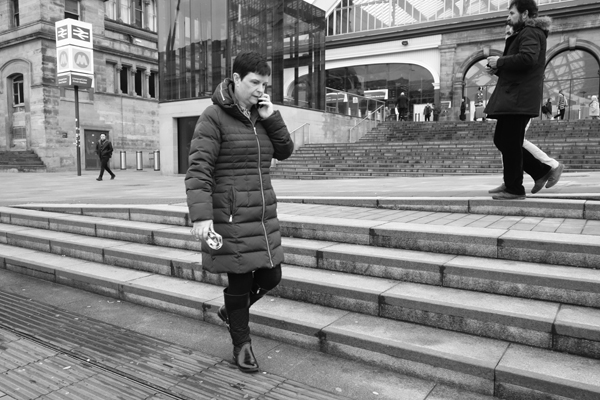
[11,74,24,106]
[544,49,600,119]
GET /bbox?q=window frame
[65,0,80,20]
[12,0,20,27]
[12,74,25,106]
[105,0,156,32]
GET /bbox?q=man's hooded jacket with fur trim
[185,78,294,274]
[485,16,552,117]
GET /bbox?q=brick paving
[278,203,600,236]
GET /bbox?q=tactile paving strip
[0,290,348,400]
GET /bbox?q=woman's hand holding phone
[257,94,274,119]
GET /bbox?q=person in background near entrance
[424,103,432,121]
[589,95,599,119]
[542,97,553,119]
[186,51,294,373]
[95,133,115,181]
[554,89,566,119]
[396,91,408,121]
[485,0,560,200]
[474,87,486,121]
[459,98,467,120]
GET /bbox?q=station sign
[55,19,94,88]
[55,19,93,49]
[57,46,94,75]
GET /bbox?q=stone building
[0,0,159,171]
[321,0,600,122]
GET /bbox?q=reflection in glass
[158,0,326,110]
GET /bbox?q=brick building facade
[0,0,159,171]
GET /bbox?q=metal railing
[326,87,386,119]
[327,0,576,36]
[289,123,310,151]
[348,104,386,142]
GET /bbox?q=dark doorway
[85,130,109,170]
[177,117,199,174]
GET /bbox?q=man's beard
[509,17,526,32]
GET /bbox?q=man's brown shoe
[531,169,553,194]
[488,183,506,194]
[545,163,564,188]
[492,191,526,200]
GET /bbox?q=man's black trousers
[99,157,115,179]
[493,116,551,195]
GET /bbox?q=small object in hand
[206,228,223,250]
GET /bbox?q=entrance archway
[544,49,600,120]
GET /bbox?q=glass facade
[327,0,577,36]
[318,63,434,118]
[158,0,326,110]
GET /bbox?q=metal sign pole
[74,85,81,176]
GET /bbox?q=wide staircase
[0,150,46,172]
[0,199,599,399]
[272,120,600,179]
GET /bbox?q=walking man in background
[555,90,566,120]
[484,0,555,200]
[96,133,116,181]
[396,92,408,121]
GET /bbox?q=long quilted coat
[185,79,294,274]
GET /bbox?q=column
[116,63,122,94]
[130,66,137,96]
[144,69,151,98]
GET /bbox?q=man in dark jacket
[95,133,115,181]
[484,0,554,200]
[396,92,408,121]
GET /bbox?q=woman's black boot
[222,290,258,373]
[218,285,269,330]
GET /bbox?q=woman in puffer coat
[186,51,294,373]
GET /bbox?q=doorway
[84,130,109,170]
[177,117,199,174]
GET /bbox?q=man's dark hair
[509,0,539,18]
[233,51,271,80]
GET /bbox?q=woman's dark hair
[233,51,271,80]
[509,0,539,18]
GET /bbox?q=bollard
[136,151,143,170]
[119,151,127,170]
[153,150,160,171]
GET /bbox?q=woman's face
[234,72,269,109]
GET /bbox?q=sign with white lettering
[57,72,94,89]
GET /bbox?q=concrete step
[1,242,600,399]
[1,206,600,351]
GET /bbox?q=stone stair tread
[322,312,508,379]
[382,282,560,330]
[496,344,600,399]
[555,306,600,341]
[445,256,600,292]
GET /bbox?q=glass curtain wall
[321,63,434,118]
[158,0,326,110]
[158,0,228,101]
